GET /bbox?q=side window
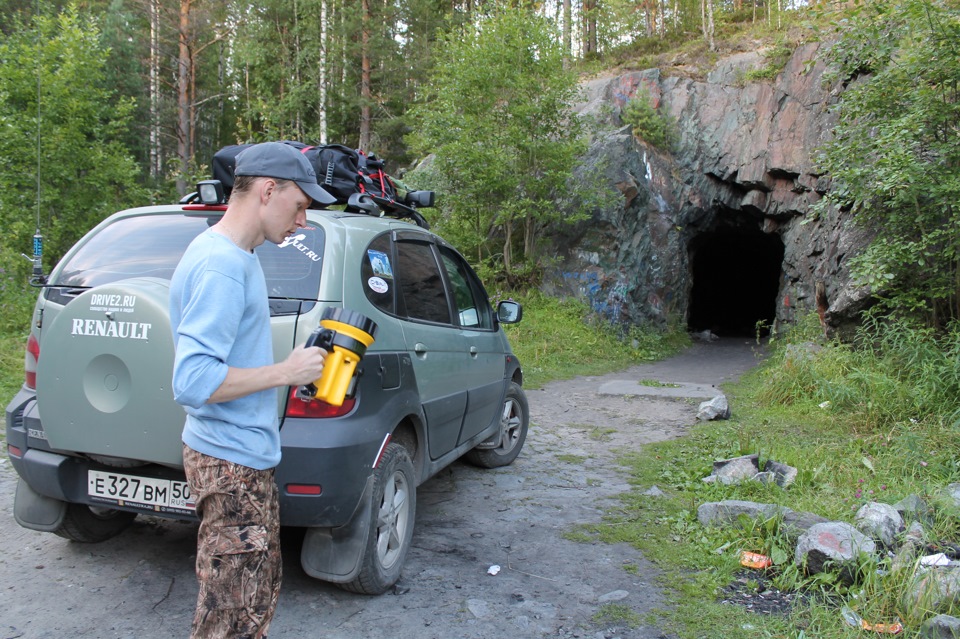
[361,234,396,314]
[438,247,493,329]
[395,240,452,324]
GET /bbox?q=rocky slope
[546,42,872,336]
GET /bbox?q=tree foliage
[409,6,588,278]
[0,6,146,272]
[621,92,675,150]
[817,0,960,326]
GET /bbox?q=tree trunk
[176,0,192,196]
[188,39,197,162]
[582,0,596,56]
[319,0,328,143]
[523,214,535,261]
[503,219,513,274]
[562,0,571,66]
[149,0,161,184]
[703,0,715,52]
[293,0,302,139]
[359,0,372,149]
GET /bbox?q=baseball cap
[235,142,337,205]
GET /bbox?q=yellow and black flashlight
[298,307,378,406]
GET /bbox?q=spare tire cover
[36,277,185,468]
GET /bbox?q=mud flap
[300,475,374,583]
[14,479,66,532]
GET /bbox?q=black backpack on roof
[357,150,398,202]
[212,141,361,205]
[209,141,433,228]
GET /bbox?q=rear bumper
[5,389,385,529]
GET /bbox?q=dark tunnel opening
[687,225,785,337]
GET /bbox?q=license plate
[88,470,194,514]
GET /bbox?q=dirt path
[0,338,762,639]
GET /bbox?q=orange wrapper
[739,551,773,569]
[860,620,903,634]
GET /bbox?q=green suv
[5,196,527,595]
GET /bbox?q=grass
[593,602,643,628]
[573,313,960,638]
[638,379,681,388]
[502,290,689,388]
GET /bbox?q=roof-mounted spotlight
[197,180,226,205]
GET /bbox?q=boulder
[712,453,758,484]
[763,460,798,488]
[780,510,830,545]
[921,614,960,639]
[795,521,876,582]
[894,494,936,527]
[697,500,788,528]
[891,522,927,573]
[942,483,960,509]
[697,395,730,421]
[855,502,904,549]
[906,567,960,617]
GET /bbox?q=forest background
[0,0,807,291]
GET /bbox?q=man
[170,142,334,638]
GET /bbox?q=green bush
[620,92,675,150]
[742,42,794,82]
[758,312,960,430]
[0,250,37,336]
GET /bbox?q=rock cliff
[546,42,872,336]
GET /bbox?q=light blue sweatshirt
[169,230,280,470]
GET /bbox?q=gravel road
[0,338,762,639]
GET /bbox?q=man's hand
[281,344,328,387]
[207,345,327,404]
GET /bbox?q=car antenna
[24,0,46,286]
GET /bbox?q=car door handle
[469,346,478,357]
[414,342,427,355]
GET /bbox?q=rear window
[46,213,325,315]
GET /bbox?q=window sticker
[279,233,321,262]
[368,276,389,294]
[367,249,393,278]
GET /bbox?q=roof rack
[349,194,430,229]
[181,180,433,230]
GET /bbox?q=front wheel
[465,381,529,468]
[54,503,137,543]
[340,443,416,594]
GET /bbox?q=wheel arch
[389,415,424,486]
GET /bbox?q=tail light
[25,334,40,390]
[285,388,355,418]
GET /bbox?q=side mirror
[496,300,522,324]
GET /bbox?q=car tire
[54,504,137,543]
[465,381,528,468]
[340,443,416,595]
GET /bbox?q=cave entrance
[687,224,784,337]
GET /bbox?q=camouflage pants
[183,445,282,639]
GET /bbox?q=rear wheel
[340,443,416,594]
[54,504,137,543]
[465,381,529,468]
